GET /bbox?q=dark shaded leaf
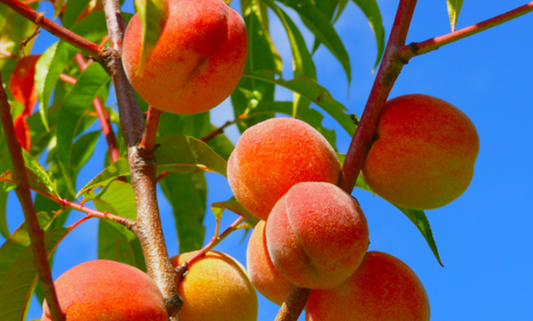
[56,62,109,194]
[160,172,206,253]
[62,0,94,29]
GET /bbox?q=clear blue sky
[2,0,533,320]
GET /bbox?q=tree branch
[0,72,65,321]
[140,106,162,150]
[0,0,103,59]
[100,0,180,318]
[338,0,418,193]
[275,0,419,320]
[398,1,533,60]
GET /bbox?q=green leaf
[56,63,110,195]
[21,149,59,197]
[34,42,78,131]
[351,172,442,266]
[62,0,94,29]
[446,0,464,32]
[351,0,385,71]
[0,227,67,321]
[0,2,38,58]
[86,180,146,271]
[282,0,351,83]
[71,130,101,177]
[233,0,279,132]
[261,0,315,79]
[205,126,234,161]
[0,189,8,239]
[243,70,356,135]
[77,135,227,197]
[134,0,169,75]
[395,206,443,266]
[160,172,206,253]
[211,197,259,227]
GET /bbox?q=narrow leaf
[21,149,59,197]
[243,70,356,135]
[160,172,206,253]
[446,0,464,32]
[211,197,259,227]
[282,0,351,83]
[34,42,78,131]
[134,0,169,75]
[352,173,443,266]
[8,55,40,115]
[62,0,94,29]
[0,228,67,321]
[71,130,101,177]
[56,63,110,195]
[351,0,385,71]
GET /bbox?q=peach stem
[140,106,162,151]
[0,71,66,321]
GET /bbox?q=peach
[362,94,479,210]
[266,182,369,289]
[227,118,341,221]
[41,260,167,321]
[246,220,293,306]
[306,251,430,321]
[122,0,247,114]
[170,251,257,321]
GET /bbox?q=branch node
[165,293,183,318]
[35,12,44,23]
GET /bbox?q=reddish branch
[0,72,65,321]
[338,0,418,193]
[100,0,180,318]
[276,0,420,320]
[398,1,533,60]
[0,0,103,60]
[185,216,245,266]
[140,106,162,151]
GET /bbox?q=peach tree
[0,0,532,320]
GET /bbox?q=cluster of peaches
[41,0,480,319]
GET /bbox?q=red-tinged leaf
[13,114,30,151]
[8,55,40,116]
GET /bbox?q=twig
[274,286,311,321]
[0,0,103,60]
[398,1,533,60]
[200,113,247,143]
[100,0,179,318]
[185,216,245,266]
[140,106,162,151]
[338,0,418,193]
[0,72,65,321]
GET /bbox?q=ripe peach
[41,260,168,321]
[122,0,247,114]
[170,251,258,321]
[228,118,341,221]
[247,220,293,306]
[306,251,430,321]
[266,182,369,289]
[362,94,479,210]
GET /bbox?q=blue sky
[2,0,533,320]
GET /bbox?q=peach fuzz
[266,182,369,289]
[246,220,293,306]
[41,260,167,321]
[306,251,430,321]
[170,251,257,321]
[362,94,479,210]
[122,0,247,114]
[227,118,341,221]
